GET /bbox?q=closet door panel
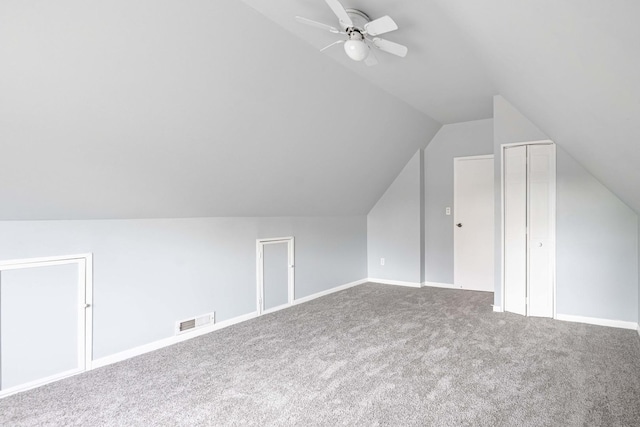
[503,146,527,316]
[527,144,554,317]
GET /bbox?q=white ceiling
[240,0,497,124]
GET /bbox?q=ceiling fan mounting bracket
[343,9,371,32]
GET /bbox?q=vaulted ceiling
[1,0,638,219]
[242,0,640,214]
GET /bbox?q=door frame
[500,140,556,318]
[453,154,495,291]
[0,253,93,398]
[256,237,294,316]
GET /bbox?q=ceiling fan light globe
[344,40,369,61]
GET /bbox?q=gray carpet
[1,283,639,426]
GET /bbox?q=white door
[257,238,294,315]
[527,144,555,317]
[502,143,555,318]
[0,255,92,397]
[453,155,495,292]
[503,146,528,315]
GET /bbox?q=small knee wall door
[503,142,556,318]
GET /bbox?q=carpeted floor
[1,283,639,426]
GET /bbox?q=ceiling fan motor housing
[343,9,371,32]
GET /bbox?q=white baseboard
[368,278,422,288]
[293,278,368,305]
[555,313,639,330]
[91,311,259,369]
[492,305,503,312]
[91,278,369,370]
[637,324,639,338]
[422,281,460,290]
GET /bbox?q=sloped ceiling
[244,0,640,214]
[3,1,638,220]
[0,0,440,220]
[240,0,497,124]
[433,0,640,214]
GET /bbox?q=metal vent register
[175,312,215,335]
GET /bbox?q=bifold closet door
[527,144,554,317]
[503,144,555,318]
[503,146,527,316]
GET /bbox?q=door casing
[256,237,294,315]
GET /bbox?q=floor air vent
[176,312,215,335]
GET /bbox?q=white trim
[453,154,494,162]
[555,313,638,330]
[500,141,556,319]
[500,139,554,148]
[637,324,640,339]
[492,305,504,312]
[0,253,93,394]
[260,303,291,316]
[84,254,94,370]
[422,281,460,290]
[0,368,84,399]
[256,236,294,243]
[91,311,260,369]
[256,237,295,316]
[368,278,422,288]
[0,253,92,267]
[293,279,367,305]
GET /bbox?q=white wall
[367,151,422,284]
[494,95,639,323]
[0,216,367,359]
[424,119,494,284]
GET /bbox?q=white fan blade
[324,0,353,29]
[364,16,398,36]
[364,49,378,67]
[295,16,342,34]
[372,37,408,57]
[320,40,344,52]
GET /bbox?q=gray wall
[0,216,367,359]
[424,119,494,284]
[557,148,638,322]
[1,264,79,389]
[494,95,639,323]
[367,151,422,283]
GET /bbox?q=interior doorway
[256,237,294,315]
[453,155,495,292]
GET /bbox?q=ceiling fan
[295,0,408,66]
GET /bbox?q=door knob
[456,223,462,228]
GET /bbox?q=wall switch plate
[380,258,385,266]
[445,207,451,215]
